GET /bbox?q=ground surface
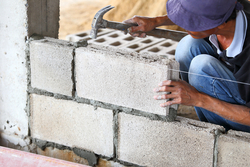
[59,0,198,120]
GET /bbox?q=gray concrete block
[75,44,179,116]
[217,130,250,167]
[66,29,114,42]
[30,38,74,96]
[140,39,179,60]
[66,30,167,53]
[88,31,144,49]
[30,94,114,157]
[118,113,224,167]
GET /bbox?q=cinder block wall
[2,1,250,167]
[26,36,250,167]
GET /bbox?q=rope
[168,69,250,86]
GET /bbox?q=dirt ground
[59,0,198,120]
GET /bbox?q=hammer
[90,5,187,41]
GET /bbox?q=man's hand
[153,80,201,107]
[123,16,157,38]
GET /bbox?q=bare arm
[123,15,175,37]
[154,80,250,126]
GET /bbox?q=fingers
[123,16,148,37]
[153,80,176,93]
[128,31,147,38]
[153,80,180,107]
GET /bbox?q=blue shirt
[209,10,248,58]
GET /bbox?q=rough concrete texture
[30,94,114,157]
[0,0,29,137]
[140,39,178,60]
[37,147,89,166]
[0,133,36,153]
[217,130,250,167]
[67,30,180,59]
[118,113,224,167]
[88,31,167,53]
[66,29,114,42]
[27,0,60,38]
[75,44,179,116]
[30,38,75,96]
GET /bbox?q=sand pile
[106,0,183,31]
[59,0,183,39]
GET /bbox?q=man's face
[187,28,218,39]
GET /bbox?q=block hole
[142,39,152,44]
[124,36,135,41]
[161,42,172,47]
[167,50,175,55]
[109,34,119,38]
[110,41,122,46]
[94,38,106,43]
[128,44,139,49]
[148,47,160,53]
[77,33,88,37]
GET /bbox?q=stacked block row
[29,36,250,167]
[66,29,183,60]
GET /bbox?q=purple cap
[167,0,240,32]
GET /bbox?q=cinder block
[88,31,143,49]
[140,39,179,60]
[75,44,179,116]
[118,113,224,167]
[66,29,114,42]
[121,36,165,53]
[30,94,114,157]
[30,38,74,96]
[217,130,250,167]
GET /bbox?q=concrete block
[30,94,114,157]
[118,113,224,167]
[66,29,114,42]
[88,31,149,50]
[217,130,250,167]
[140,39,179,60]
[0,0,29,136]
[75,44,179,116]
[27,0,60,38]
[30,38,74,96]
[121,36,165,53]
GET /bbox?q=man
[124,0,250,132]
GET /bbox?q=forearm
[153,15,175,27]
[197,92,250,126]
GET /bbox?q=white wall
[0,0,29,142]
[0,0,59,148]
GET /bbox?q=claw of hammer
[90,5,114,39]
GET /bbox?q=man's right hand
[123,16,157,38]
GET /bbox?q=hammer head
[90,5,114,39]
